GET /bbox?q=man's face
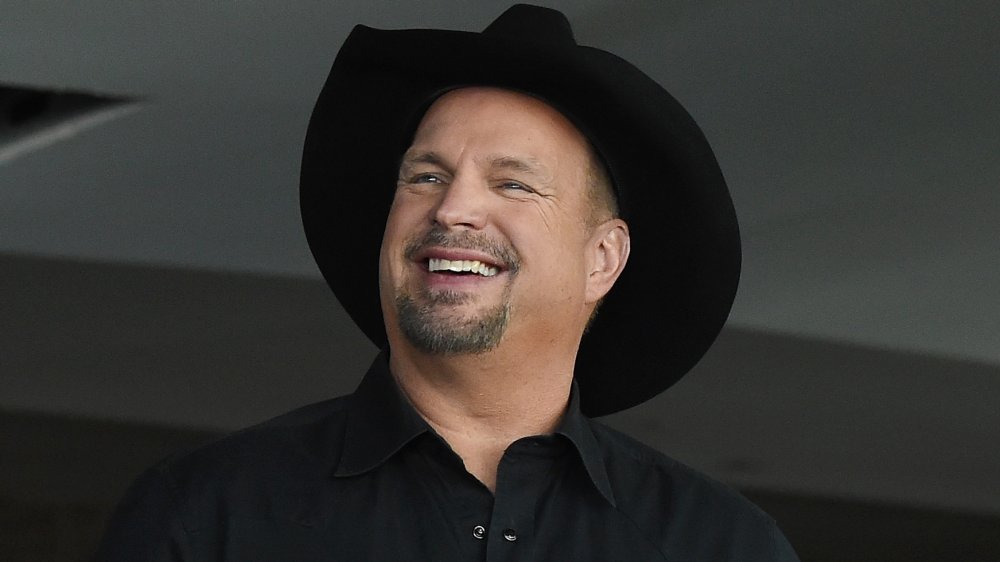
[379,87,599,355]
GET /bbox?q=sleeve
[770,521,801,562]
[92,463,192,561]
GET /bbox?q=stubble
[394,228,520,355]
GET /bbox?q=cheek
[385,192,434,236]
[380,207,411,279]
[380,195,434,281]
[383,195,421,245]
[377,238,396,306]
[516,226,588,288]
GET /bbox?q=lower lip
[420,268,503,290]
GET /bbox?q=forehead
[409,87,591,162]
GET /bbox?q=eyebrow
[399,150,446,174]
[488,155,550,180]
[400,150,551,182]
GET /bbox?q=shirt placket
[406,434,496,560]
[485,439,561,562]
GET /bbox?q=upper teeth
[428,258,499,277]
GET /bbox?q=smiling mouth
[427,258,499,277]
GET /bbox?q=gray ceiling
[2,1,998,514]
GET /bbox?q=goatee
[395,290,510,354]
[394,227,519,354]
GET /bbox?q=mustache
[404,228,521,274]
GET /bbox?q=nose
[432,173,488,230]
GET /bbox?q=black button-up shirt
[97,353,799,561]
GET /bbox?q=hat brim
[301,22,740,416]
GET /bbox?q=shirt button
[503,528,517,542]
[472,525,486,540]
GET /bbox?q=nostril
[432,192,488,229]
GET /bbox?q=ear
[585,218,630,304]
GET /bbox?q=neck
[388,341,576,492]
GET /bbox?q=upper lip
[413,247,504,270]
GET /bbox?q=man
[98,5,799,560]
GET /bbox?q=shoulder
[130,395,352,525]
[96,395,355,559]
[173,394,348,470]
[588,420,799,561]
[589,419,759,515]
[168,394,351,496]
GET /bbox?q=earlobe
[586,219,630,304]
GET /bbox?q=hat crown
[482,4,577,45]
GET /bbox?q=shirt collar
[334,350,618,507]
[556,381,618,507]
[334,350,430,477]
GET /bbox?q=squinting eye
[413,173,443,184]
[501,181,531,192]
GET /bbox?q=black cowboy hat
[301,4,740,417]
